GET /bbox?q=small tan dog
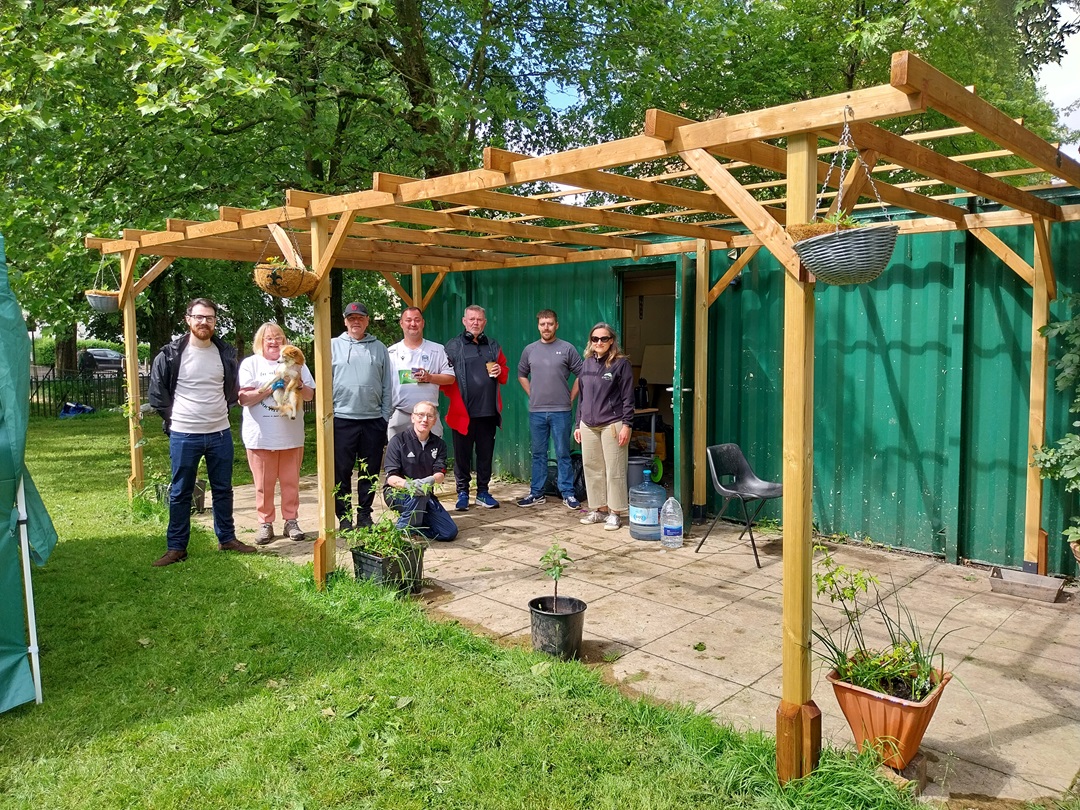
[257,344,305,419]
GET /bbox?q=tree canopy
[1,0,1075,365]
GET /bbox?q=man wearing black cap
[331,302,393,529]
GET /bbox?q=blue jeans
[529,411,574,498]
[167,429,235,550]
[385,490,459,542]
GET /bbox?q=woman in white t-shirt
[238,323,315,544]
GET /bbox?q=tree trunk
[55,328,78,374]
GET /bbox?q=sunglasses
[589,335,613,343]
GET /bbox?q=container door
[672,253,695,512]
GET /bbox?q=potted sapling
[528,542,587,660]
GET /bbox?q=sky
[1038,22,1080,161]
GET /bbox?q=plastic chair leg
[738,499,763,568]
[695,497,732,553]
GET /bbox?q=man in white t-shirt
[386,306,454,440]
[148,298,257,567]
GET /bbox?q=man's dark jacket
[148,334,239,432]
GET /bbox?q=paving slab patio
[209,475,1080,803]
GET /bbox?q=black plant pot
[351,544,425,594]
[528,595,587,660]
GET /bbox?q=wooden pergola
[87,51,1080,780]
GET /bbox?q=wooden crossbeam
[485,147,744,236]
[648,109,965,224]
[363,204,642,252]
[306,85,922,219]
[892,50,1080,187]
[707,245,760,306]
[132,256,175,297]
[373,172,731,245]
[680,149,800,276]
[968,228,1035,285]
[845,122,1061,220]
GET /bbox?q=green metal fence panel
[960,217,1080,573]
[420,259,620,480]
[811,231,965,554]
[417,203,1080,573]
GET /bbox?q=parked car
[84,348,124,373]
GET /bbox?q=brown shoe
[218,539,257,554]
[152,549,188,567]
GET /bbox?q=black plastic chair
[696,444,783,567]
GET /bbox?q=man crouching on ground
[382,400,458,542]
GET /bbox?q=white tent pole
[17,478,42,704]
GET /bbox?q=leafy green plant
[1032,294,1080,548]
[811,545,958,701]
[819,209,860,228]
[540,542,572,602]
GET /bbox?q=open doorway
[621,266,676,491]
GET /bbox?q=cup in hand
[485,361,499,378]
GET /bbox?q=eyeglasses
[189,314,216,323]
[590,335,613,343]
[413,412,437,421]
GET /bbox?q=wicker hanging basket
[253,262,319,298]
[791,224,899,286]
[85,289,120,313]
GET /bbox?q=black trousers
[333,416,387,519]
[452,415,498,495]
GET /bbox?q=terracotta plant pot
[827,668,951,770]
[1070,540,1080,568]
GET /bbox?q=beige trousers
[579,421,628,513]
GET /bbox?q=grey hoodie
[331,331,393,420]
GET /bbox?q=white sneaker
[603,513,621,531]
[579,511,606,525]
[284,519,305,541]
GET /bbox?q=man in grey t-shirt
[516,309,583,508]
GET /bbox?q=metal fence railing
[29,371,149,418]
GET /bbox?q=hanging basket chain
[253,201,318,298]
[255,206,308,270]
[813,106,891,225]
[790,105,900,286]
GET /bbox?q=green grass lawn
[0,412,1060,809]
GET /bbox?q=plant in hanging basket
[789,213,899,287]
[253,257,318,299]
[85,289,120,313]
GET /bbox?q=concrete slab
[205,475,1080,803]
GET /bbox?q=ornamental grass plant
[2,412,1055,809]
[811,544,958,701]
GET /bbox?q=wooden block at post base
[776,699,821,781]
[314,536,327,590]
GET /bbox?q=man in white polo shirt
[386,306,454,441]
[148,298,256,567]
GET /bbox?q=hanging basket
[85,289,120,313]
[791,224,899,286]
[253,263,318,298]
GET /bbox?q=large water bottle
[628,467,665,541]
[660,497,684,549]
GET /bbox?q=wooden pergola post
[117,248,144,497]
[775,132,821,782]
[1024,218,1053,574]
[310,217,336,587]
[694,240,710,519]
